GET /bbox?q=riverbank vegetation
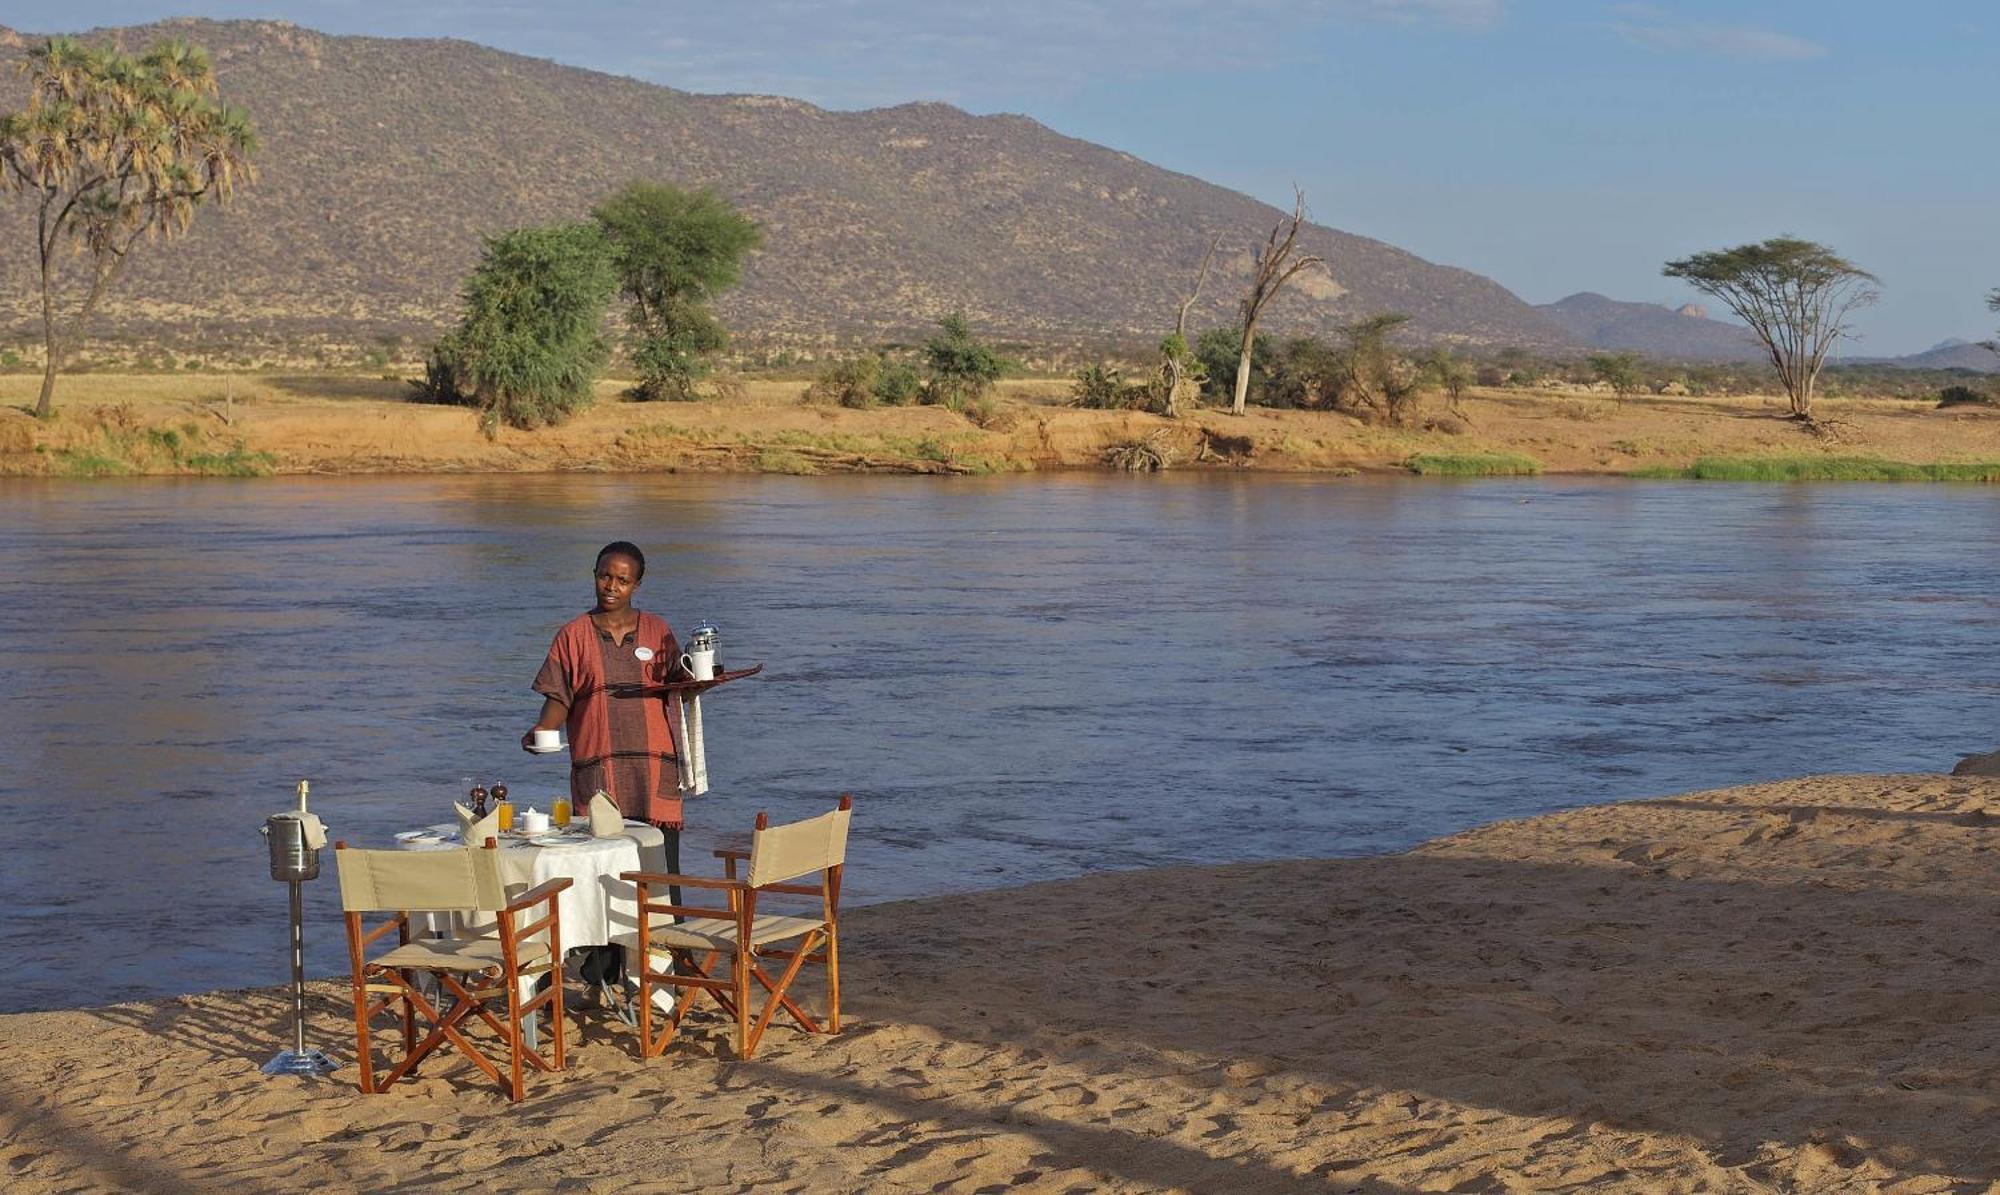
[11,370,2000,480]
[1637,456,2000,482]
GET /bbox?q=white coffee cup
[518,807,550,834]
[681,647,716,682]
[532,728,562,751]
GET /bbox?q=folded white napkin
[589,792,624,838]
[456,801,500,847]
[296,812,328,850]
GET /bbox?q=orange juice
[553,798,571,828]
[496,801,514,832]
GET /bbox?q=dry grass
[7,375,2000,479]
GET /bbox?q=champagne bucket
[263,812,320,882]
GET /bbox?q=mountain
[0,19,1572,358]
[1544,293,2000,373]
[1537,292,1765,363]
[1860,339,1999,373]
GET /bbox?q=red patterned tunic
[532,610,684,828]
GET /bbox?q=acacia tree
[1983,289,2000,361]
[590,182,761,401]
[1663,237,1878,420]
[1332,313,1419,423]
[1587,350,1643,400]
[1230,189,1324,415]
[427,223,619,433]
[0,37,255,417]
[1418,347,1472,419]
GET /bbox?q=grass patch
[1405,452,1542,477]
[52,448,133,478]
[48,415,275,478]
[182,445,277,476]
[754,449,821,475]
[1637,456,2000,482]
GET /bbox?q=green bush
[1193,325,1269,404]
[802,356,880,408]
[426,222,619,432]
[1070,362,1136,410]
[1938,385,1995,408]
[873,360,922,406]
[922,312,1007,408]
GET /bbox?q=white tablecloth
[400,823,671,951]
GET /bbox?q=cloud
[1609,9,1826,62]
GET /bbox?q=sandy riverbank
[6,373,2000,478]
[5,773,2000,1192]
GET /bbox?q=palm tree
[0,36,257,416]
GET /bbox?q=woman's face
[593,553,642,614]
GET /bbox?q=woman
[523,541,685,990]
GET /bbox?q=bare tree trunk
[34,203,57,419]
[1231,324,1256,416]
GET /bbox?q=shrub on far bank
[1938,384,1996,408]
[800,355,928,408]
[875,361,923,406]
[802,355,881,408]
[921,313,1008,409]
[1070,362,1153,410]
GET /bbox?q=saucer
[524,741,568,754]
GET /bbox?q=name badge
[633,647,656,662]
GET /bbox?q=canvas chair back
[336,845,506,913]
[747,807,851,888]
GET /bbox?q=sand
[6,772,2000,1192]
[7,372,2000,478]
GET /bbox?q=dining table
[395,818,674,1041]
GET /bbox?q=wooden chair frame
[335,840,572,1102]
[621,794,850,1060]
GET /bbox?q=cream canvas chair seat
[335,839,570,1102]
[622,795,852,1060]
[369,935,552,971]
[649,914,827,952]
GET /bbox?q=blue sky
[11,1,1996,354]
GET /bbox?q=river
[4,473,1998,1012]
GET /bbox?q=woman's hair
[595,541,646,581]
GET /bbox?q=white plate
[530,832,590,847]
[524,741,568,754]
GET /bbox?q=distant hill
[0,19,1572,357]
[1537,292,1764,363]
[1852,338,1999,373]
[1540,293,1997,374]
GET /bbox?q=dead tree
[1159,234,1220,418]
[1231,189,1324,416]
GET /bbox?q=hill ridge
[0,18,1570,357]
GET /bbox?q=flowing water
[4,473,2000,1013]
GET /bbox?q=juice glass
[553,798,572,829]
[496,801,514,832]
